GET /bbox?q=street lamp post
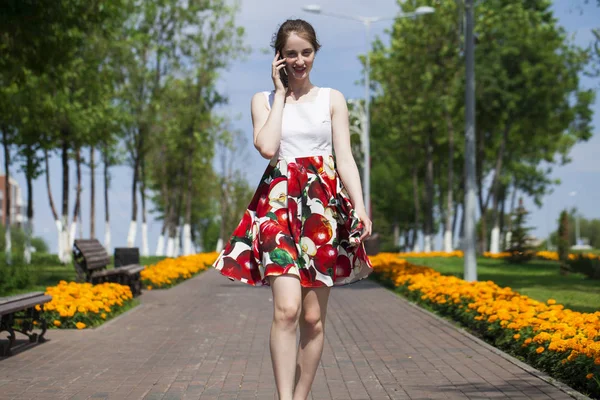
[463,0,477,282]
[302,5,434,220]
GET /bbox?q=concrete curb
[376,280,593,400]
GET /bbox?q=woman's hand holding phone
[272,51,288,94]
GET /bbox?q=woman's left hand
[355,207,372,242]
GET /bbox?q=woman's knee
[301,310,324,335]
[273,302,301,326]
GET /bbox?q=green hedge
[568,255,600,280]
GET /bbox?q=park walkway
[0,268,588,400]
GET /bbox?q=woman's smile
[292,66,307,77]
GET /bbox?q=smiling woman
[210,18,373,400]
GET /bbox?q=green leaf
[297,255,307,269]
[266,212,278,221]
[271,248,294,267]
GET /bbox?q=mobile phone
[278,55,288,87]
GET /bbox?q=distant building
[0,176,24,228]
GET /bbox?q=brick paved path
[0,269,587,400]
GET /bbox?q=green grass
[1,255,167,297]
[404,257,600,314]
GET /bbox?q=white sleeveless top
[263,87,332,159]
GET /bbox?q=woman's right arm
[252,52,288,159]
[252,90,286,159]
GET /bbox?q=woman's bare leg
[269,275,302,400]
[293,285,331,400]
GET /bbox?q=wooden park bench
[0,292,52,356]
[73,239,144,297]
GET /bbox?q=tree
[557,210,570,276]
[1,0,132,262]
[368,0,594,256]
[370,0,463,252]
[475,0,594,253]
[506,198,535,263]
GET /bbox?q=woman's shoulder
[320,87,344,99]
[252,90,273,99]
[323,88,346,108]
[250,91,273,113]
[251,90,272,104]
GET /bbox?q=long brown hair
[271,19,321,54]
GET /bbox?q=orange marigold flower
[536,346,545,354]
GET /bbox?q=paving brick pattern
[0,269,581,399]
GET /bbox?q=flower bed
[369,252,600,398]
[42,280,135,329]
[395,250,464,258]
[141,252,219,289]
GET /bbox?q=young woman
[212,19,373,400]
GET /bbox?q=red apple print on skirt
[212,154,373,287]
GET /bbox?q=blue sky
[12,0,600,254]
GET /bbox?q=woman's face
[281,32,315,82]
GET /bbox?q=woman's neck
[287,79,314,100]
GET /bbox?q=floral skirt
[212,154,373,287]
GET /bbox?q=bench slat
[121,265,145,275]
[0,295,52,316]
[82,251,109,260]
[0,292,45,306]
[91,269,124,278]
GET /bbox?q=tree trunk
[411,166,420,252]
[139,157,149,256]
[24,150,34,264]
[156,220,166,256]
[459,202,465,249]
[2,128,12,265]
[90,146,95,239]
[392,220,400,250]
[489,198,501,253]
[44,149,63,258]
[192,224,201,253]
[70,148,82,252]
[452,201,460,250]
[489,126,509,253]
[61,134,71,263]
[165,191,177,257]
[216,141,229,253]
[155,144,169,256]
[183,157,194,255]
[128,152,139,248]
[444,107,455,253]
[102,144,111,253]
[423,133,434,252]
[498,185,507,250]
[505,184,518,250]
[476,131,489,255]
[174,189,184,258]
[128,125,142,247]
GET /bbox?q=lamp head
[303,4,322,13]
[415,6,435,15]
